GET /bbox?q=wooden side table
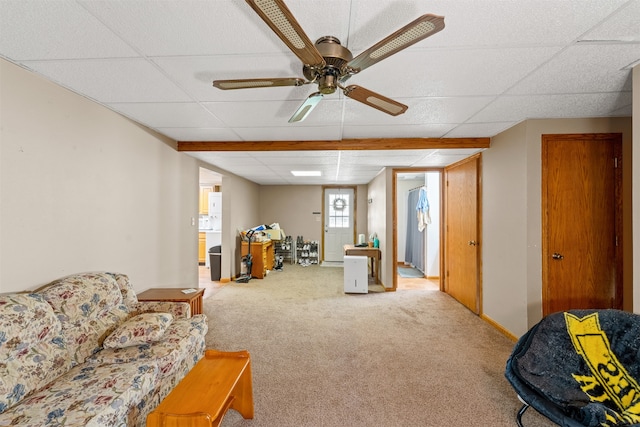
[137,288,206,316]
[343,244,382,284]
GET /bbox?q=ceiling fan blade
[213,77,305,90]
[289,92,323,123]
[346,14,445,73]
[246,0,326,68]
[343,85,407,116]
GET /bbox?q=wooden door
[542,133,622,314]
[444,155,481,314]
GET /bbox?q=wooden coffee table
[146,349,254,427]
[136,288,205,316]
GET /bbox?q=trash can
[209,245,222,281]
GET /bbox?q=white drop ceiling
[1,0,637,185]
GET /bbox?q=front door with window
[324,188,355,262]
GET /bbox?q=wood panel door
[444,155,481,314]
[542,133,622,315]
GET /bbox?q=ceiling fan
[212,0,445,123]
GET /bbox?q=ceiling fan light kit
[212,0,444,122]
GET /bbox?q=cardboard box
[261,229,285,240]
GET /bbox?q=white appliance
[208,192,222,231]
[205,192,222,268]
[343,255,368,294]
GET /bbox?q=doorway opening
[393,170,442,291]
[198,167,223,286]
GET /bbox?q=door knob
[468,240,477,246]
[552,253,564,260]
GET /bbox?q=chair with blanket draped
[505,309,640,427]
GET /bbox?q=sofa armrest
[131,301,191,319]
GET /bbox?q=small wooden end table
[146,349,254,427]
[137,288,205,316]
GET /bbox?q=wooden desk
[147,349,254,427]
[343,244,381,284]
[241,240,274,279]
[137,288,205,316]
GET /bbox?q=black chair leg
[516,403,529,427]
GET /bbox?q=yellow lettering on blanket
[565,312,640,425]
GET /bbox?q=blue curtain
[405,188,425,272]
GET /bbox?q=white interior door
[324,188,355,262]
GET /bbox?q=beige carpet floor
[203,264,556,427]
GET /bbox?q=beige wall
[257,184,369,260]
[369,169,391,288]
[483,117,633,337]
[0,59,200,293]
[220,171,260,280]
[259,185,323,241]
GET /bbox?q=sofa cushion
[88,315,208,378]
[0,361,158,427]
[0,293,72,414]
[38,272,129,365]
[103,313,173,349]
[107,272,138,310]
[39,272,124,321]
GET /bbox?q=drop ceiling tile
[80,0,351,57]
[340,151,424,166]
[254,158,337,168]
[233,126,343,141]
[21,58,192,103]
[508,44,638,95]
[250,151,338,162]
[611,103,633,116]
[342,124,456,139]
[80,0,274,56]
[158,128,242,142]
[343,96,493,125]
[0,1,138,60]
[153,55,309,102]
[470,92,633,123]
[581,0,640,42]
[108,103,224,128]
[350,46,561,98]
[253,151,337,158]
[203,99,344,127]
[354,0,629,49]
[444,122,518,138]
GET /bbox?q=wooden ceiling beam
[177,138,490,152]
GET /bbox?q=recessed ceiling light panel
[291,170,321,177]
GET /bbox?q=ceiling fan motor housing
[303,36,353,94]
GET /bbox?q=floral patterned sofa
[0,272,208,427]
